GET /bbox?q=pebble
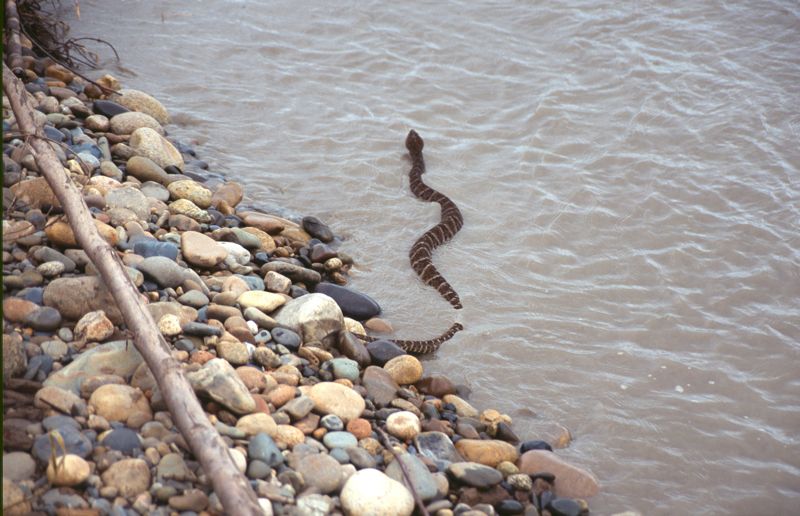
[88,384,152,426]
[102,428,142,454]
[322,431,358,449]
[74,310,115,342]
[101,458,151,498]
[320,414,344,431]
[340,468,414,516]
[328,357,361,382]
[32,426,93,462]
[137,256,186,288]
[517,449,600,499]
[383,354,424,385]
[295,453,343,493]
[447,461,504,488]
[366,339,406,366]
[181,230,228,267]
[386,411,421,441]
[186,358,256,414]
[248,432,284,467]
[238,290,287,313]
[129,127,184,169]
[314,282,380,320]
[236,413,278,437]
[385,453,439,501]
[46,453,91,486]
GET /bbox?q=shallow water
[65,1,800,513]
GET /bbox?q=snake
[350,130,464,354]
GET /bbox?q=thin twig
[375,425,430,516]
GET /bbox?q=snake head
[406,129,424,153]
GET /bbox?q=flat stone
[281,395,315,420]
[211,181,243,209]
[157,453,192,481]
[3,297,39,322]
[301,216,334,243]
[217,338,250,366]
[328,357,360,382]
[126,156,170,185]
[340,468,414,516]
[34,385,84,414]
[238,291,286,314]
[386,411,421,441]
[260,261,321,285]
[169,490,209,512]
[92,99,129,118]
[517,449,600,499]
[322,431,358,450]
[25,306,62,331]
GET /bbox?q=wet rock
[546,498,582,516]
[101,458,151,498]
[340,468,414,516]
[129,127,183,169]
[337,331,372,368]
[302,216,334,243]
[308,381,365,423]
[519,440,553,453]
[455,439,519,468]
[46,453,91,486]
[43,276,124,324]
[186,358,256,414]
[314,283,380,320]
[517,450,599,499]
[111,88,170,124]
[273,293,343,347]
[366,339,406,366]
[261,261,321,285]
[211,181,243,209]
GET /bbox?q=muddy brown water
[64,1,799,513]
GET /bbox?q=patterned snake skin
[406,129,464,309]
[350,130,464,355]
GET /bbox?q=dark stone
[42,415,81,432]
[235,274,264,291]
[415,431,465,470]
[314,283,380,320]
[416,375,457,397]
[44,125,65,142]
[24,354,53,381]
[25,306,62,331]
[103,428,142,454]
[133,240,179,260]
[181,322,222,337]
[301,216,334,243]
[290,285,309,298]
[92,99,129,118]
[309,243,337,263]
[4,418,34,450]
[70,142,103,159]
[519,440,553,453]
[336,331,371,368]
[495,421,520,444]
[546,498,582,516]
[174,338,196,352]
[32,426,93,462]
[271,327,301,351]
[249,433,284,467]
[447,461,503,487]
[366,339,406,366]
[346,447,377,469]
[18,287,45,305]
[261,261,321,286]
[32,247,76,272]
[458,485,509,507]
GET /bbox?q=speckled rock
[186,358,255,414]
[237,291,287,314]
[105,186,151,220]
[73,310,115,342]
[110,111,164,135]
[129,127,183,169]
[383,355,424,385]
[44,276,124,324]
[236,413,277,437]
[386,411,421,441]
[43,340,142,393]
[169,198,213,223]
[168,179,212,208]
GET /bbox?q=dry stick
[5,0,26,75]
[2,63,263,516]
[375,426,431,516]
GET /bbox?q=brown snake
[352,130,464,354]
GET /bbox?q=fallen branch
[3,63,263,516]
[375,426,430,516]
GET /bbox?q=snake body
[351,130,464,355]
[406,129,464,310]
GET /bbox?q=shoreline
[3,17,601,516]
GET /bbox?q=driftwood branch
[3,63,262,516]
[5,0,26,75]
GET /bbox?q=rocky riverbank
[3,43,600,516]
